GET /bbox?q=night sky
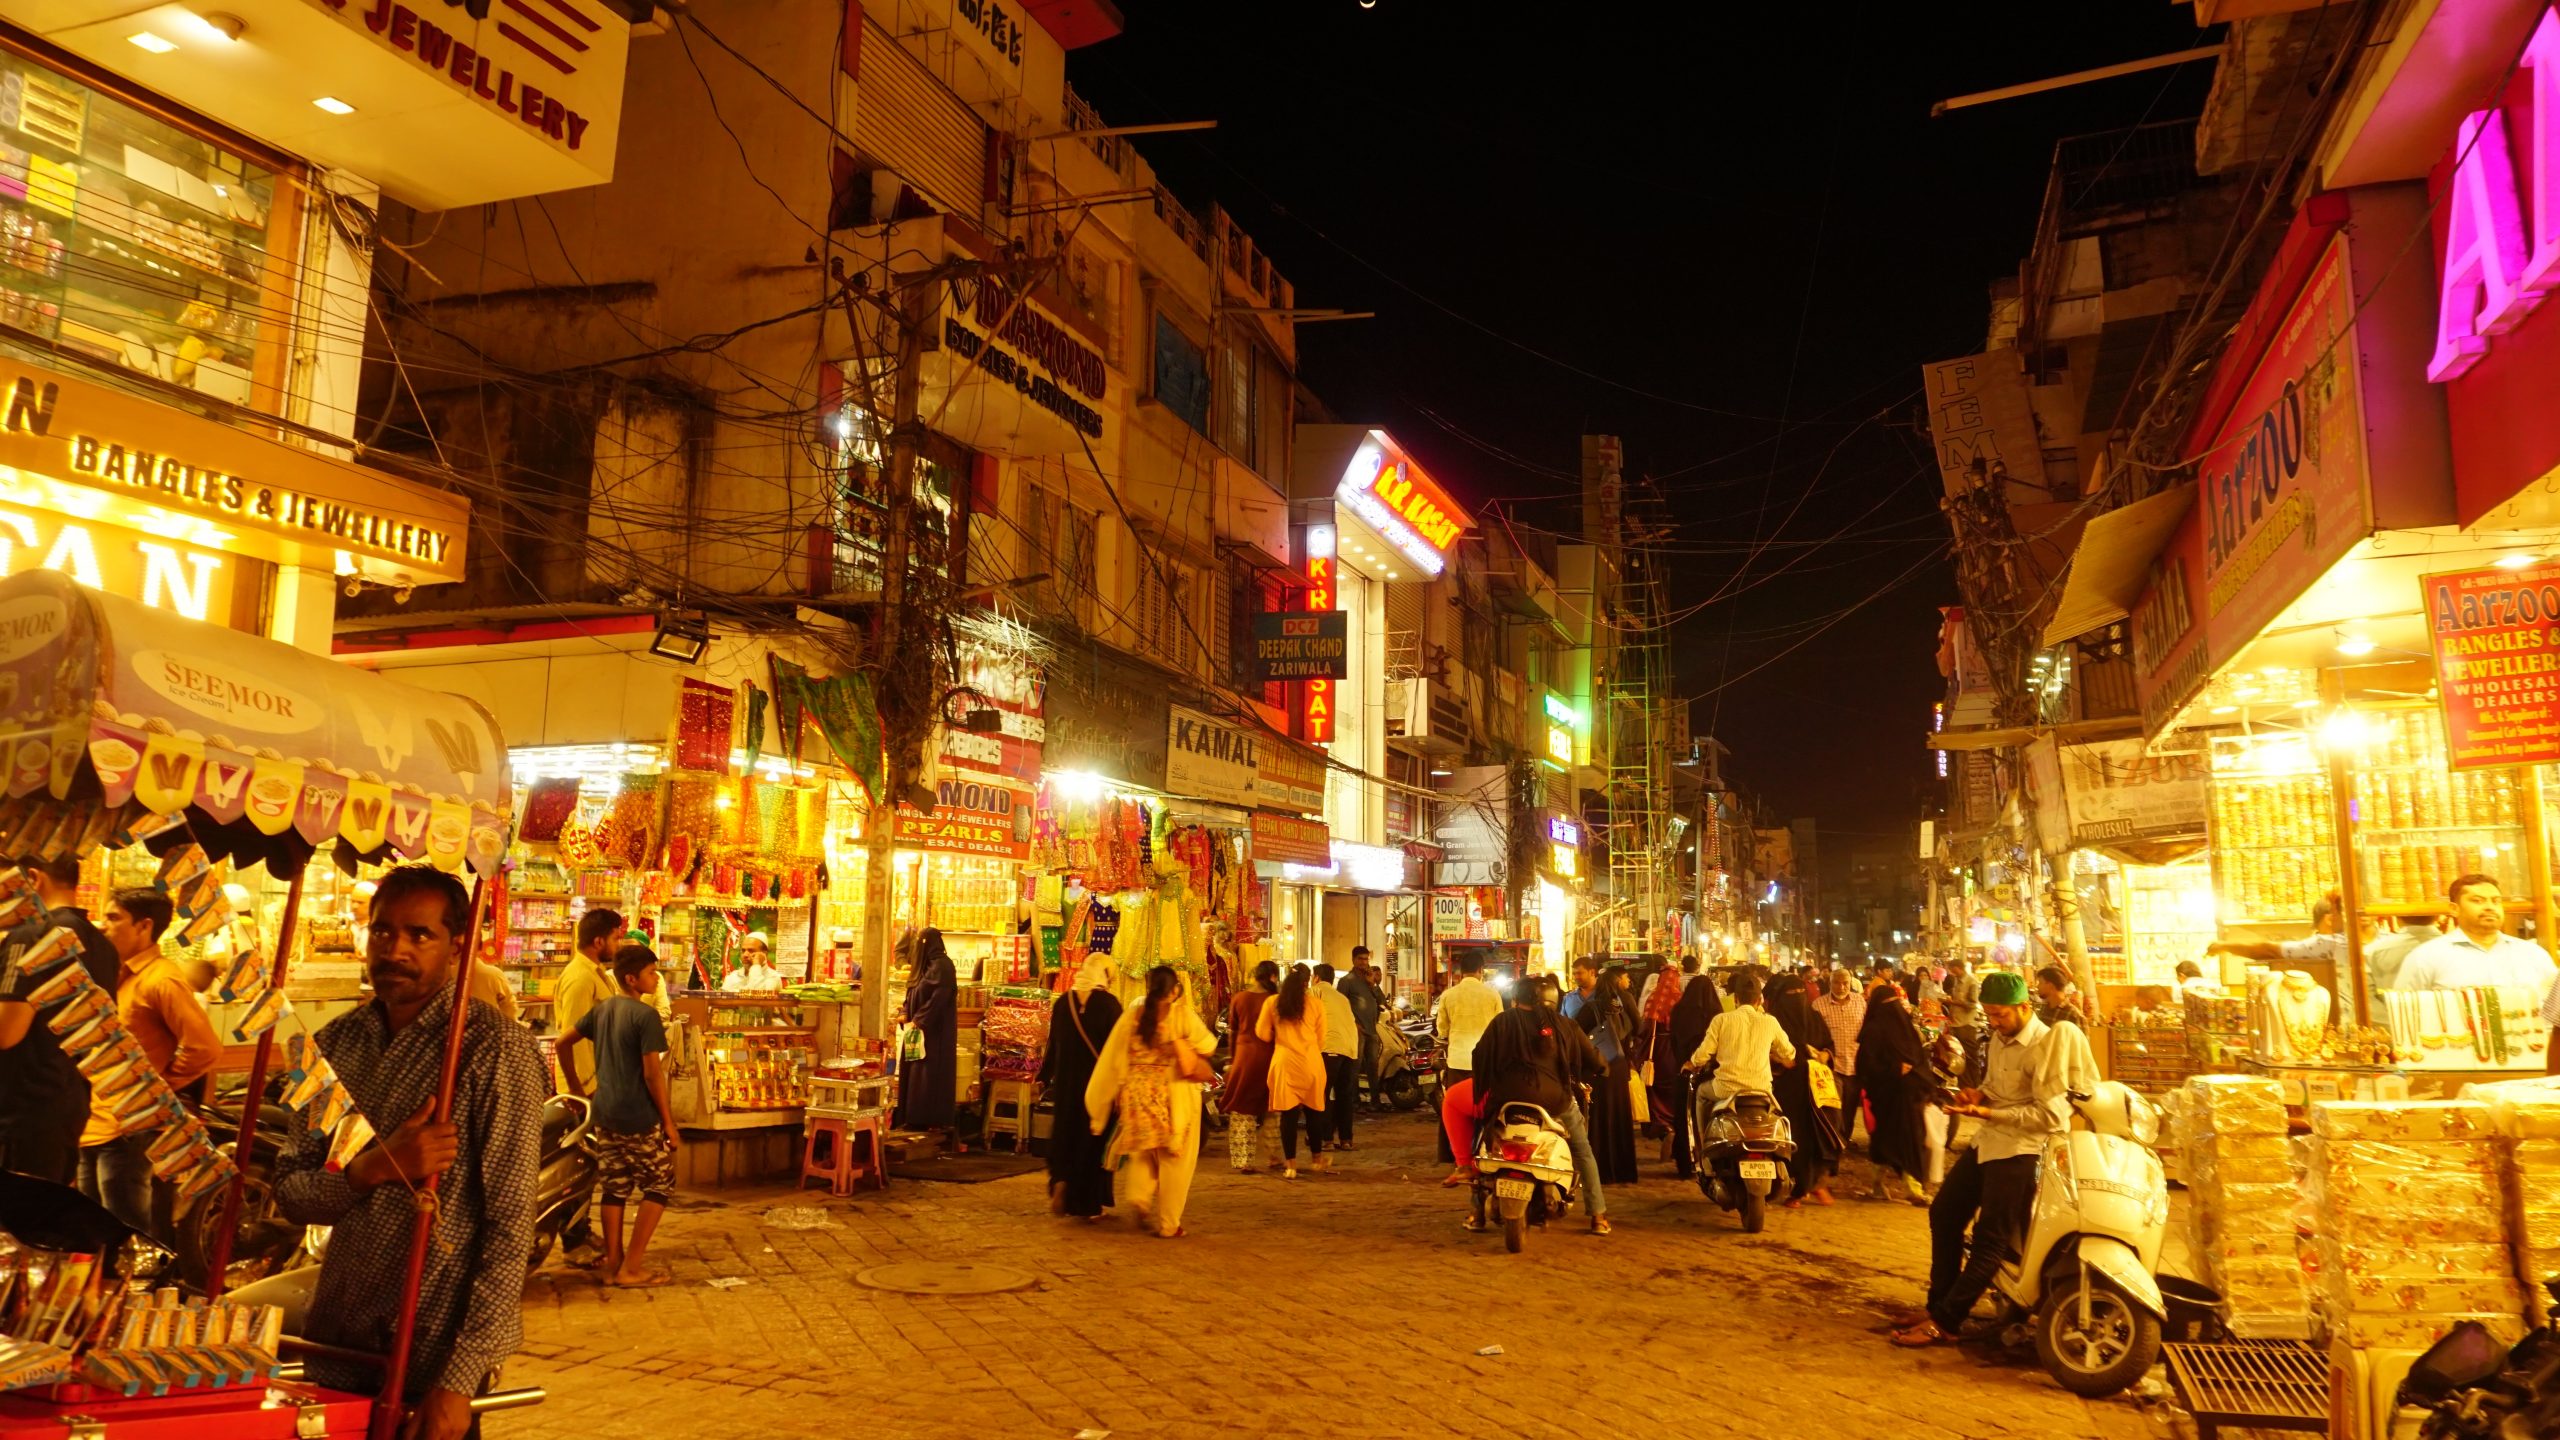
[1071,2,2216,840]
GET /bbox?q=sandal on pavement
[1889,1321,1956,1347]
[1283,1166,1298,1180]
[1589,1217,1613,1236]
[1811,1188,1835,1206]
[1440,1170,1472,1188]
[609,1269,674,1289]
[1461,1217,1487,1233]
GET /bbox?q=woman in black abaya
[1855,976,1933,1206]
[1663,966,1723,1179]
[1765,972,1841,1207]
[895,927,961,1135]
[1039,954,1122,1217]
[1562,957,1642,1186]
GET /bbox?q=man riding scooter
[1891,970,2068,1348]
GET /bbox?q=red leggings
[1441,1077,1482,1162]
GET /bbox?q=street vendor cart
[0,571,539,1438]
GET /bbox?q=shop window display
[0,38,288,404]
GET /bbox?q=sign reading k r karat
[1251,611,1347,681]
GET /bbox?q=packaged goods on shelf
[2306,1098,2522,1354]
[2452,1080,2560,1324]
[2189,1074,2290,1137]
[2183,1075,2311,1328]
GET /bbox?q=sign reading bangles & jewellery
[2423,559,2560,769]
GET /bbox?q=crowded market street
[490,1111,2173,1440]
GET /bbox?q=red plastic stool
[801,1112,889,1196]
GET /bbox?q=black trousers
[1279,1105,1325,1160]
[1928,1151,2039,1331]
[1357,1029,1379,1103]
[1835,1073,1865,1142]
[1436,1068,1472,1163]
[1323,1055,1357,1142]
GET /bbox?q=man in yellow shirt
[549,908,625,1093]
[80,889,218,1240]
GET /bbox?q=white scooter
[1989,1080,2171,1398]
[1467,1101,1580,1254]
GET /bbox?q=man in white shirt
[2394,876,2557,994]
[721,933,783,992]
[1686,970,1795,1102]
[2209,892,2348,969]
[1432,952,1503,1174]
[1894,970,2070,1348]
[1311,964,1360,1150]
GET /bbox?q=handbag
[1626,1065,1649,1119]
[1168,1034,1214,1083]
[1807,1055,1840,1110]
[898,1023,926,1062]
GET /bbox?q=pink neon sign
[2432,7,2560,382]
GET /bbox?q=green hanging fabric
[742,681,769,773]
[804,672,885,803]
[770,657,811,765]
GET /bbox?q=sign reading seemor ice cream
[1334,431,1470,578]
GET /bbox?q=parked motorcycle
[1466,1100,1579,1254]
[1989,1081,2170,1399]
[525,1094,602,1270]
[2399,1279,2560,1438]
[171,1091,303,1292]
[1370,1016,1436,1111]
[177,1091,601,1290]
[1691,1081,1795,1232]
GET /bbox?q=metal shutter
[853,21,986,220]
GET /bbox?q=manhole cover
[853,1262,1039,1295]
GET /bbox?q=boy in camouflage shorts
[562,945,680,1286]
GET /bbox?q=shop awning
[0,571,509,877]
[1927,717,2142,752]
[2040,487,2194,646]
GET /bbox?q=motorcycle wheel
[1382,1072,1420,1112]
[2032,1274,2162,1398]
[173,1155,287,1293]
[1740,1178,1770,1234]
[1499,1194,1528,1254]
[527,1227,557,1273]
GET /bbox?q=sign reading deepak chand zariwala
[0,361,467,584]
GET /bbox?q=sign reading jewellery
[0,363,468,582]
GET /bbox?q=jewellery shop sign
[0,363,469,584]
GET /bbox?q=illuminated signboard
[1546,725,1573,765]
[1550,842,1577,877]
[1335,432,1470,577]
[2432,8,2560,381]
[1546,816,1580,845]
[0,510,233,621]
[1305,552,1336,743]
[1544,692,1584,730]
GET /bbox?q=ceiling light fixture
[2496,552,2542,570]
[128,31,177,52]
[2335,634,2377,657]
[312,96,355,115]
[198,12,247,41]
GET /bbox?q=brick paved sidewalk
[485,1109,2194,1440]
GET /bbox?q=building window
[0,35,296,411]
[1023,480,1097,630]
[1133,552,1193,669]
[1152,312,1209,434]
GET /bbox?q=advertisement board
[2422,560,2560,769]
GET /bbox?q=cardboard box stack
[2307,1100,2525,1351]
[2184,1074,2309,1334]
[2459,1078,2560,1325]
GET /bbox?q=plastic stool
[981,1078,1037,1154]
[800,1111,888,1196]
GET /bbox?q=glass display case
[0,37,292,406]
[2207,731,2337,926]
[2350,709,2529,912]
[674,996,819,1126]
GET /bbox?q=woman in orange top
[1255,963,1330,1179]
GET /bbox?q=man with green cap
[1890,968,2069,1348]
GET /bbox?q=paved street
[485,1110,2192,1440]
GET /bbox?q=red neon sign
[1305,552,1335,742]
